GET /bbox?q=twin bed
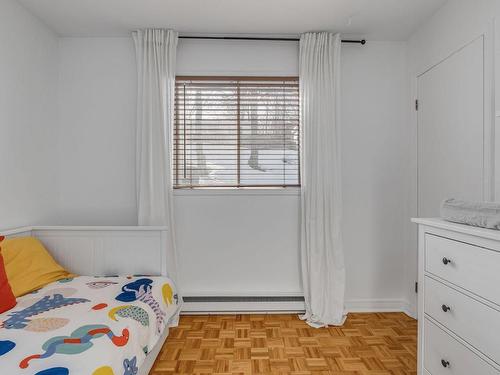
[0,226,180,375]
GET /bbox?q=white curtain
[299,32,345,327]
[133,29,179,282]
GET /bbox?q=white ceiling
[17,0,446,40]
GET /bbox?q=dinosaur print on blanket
[116,278,166,334]
[20,324,129,368]
[1,294,90,329]
[108,305,149,327]
[123,356,138,375]
[86,281,118,289]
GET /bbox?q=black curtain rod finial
[341,39,366,44]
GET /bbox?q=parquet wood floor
[150,313,417,375]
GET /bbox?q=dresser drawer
[424,276,500,365]
[425,234,500,306]
[424,319,499,375]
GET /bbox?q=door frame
[405,19,495,322]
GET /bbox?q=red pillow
[0,236,16,313]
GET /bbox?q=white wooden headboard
[1,226,168,277]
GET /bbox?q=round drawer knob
[441,359,450,368]
[442,257,452,265]
[441,304,451,312]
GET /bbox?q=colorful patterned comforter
[0,276,180,375]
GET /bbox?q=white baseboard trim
[345,298,408,313]
[402,300,417,319]
[181,298,413,315]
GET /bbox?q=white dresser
[413,218,500,375]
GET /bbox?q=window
[174,76,300,188]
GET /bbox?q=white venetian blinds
[173,76,300,188]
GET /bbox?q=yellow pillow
[1,237,73,297]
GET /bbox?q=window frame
[173,75,301,189]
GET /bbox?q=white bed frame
[2,225,174,375]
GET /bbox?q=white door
[417,36,485,217]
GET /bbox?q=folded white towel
[441,198,500,230]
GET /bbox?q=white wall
[55,37,410,309]
[0,0,59,229]
[174,189,302,296]
[405,0,500,317]
[177,39,299,76]
[57,38,137,225]
[342,42,409,309]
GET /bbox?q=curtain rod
[179,36,366,44]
